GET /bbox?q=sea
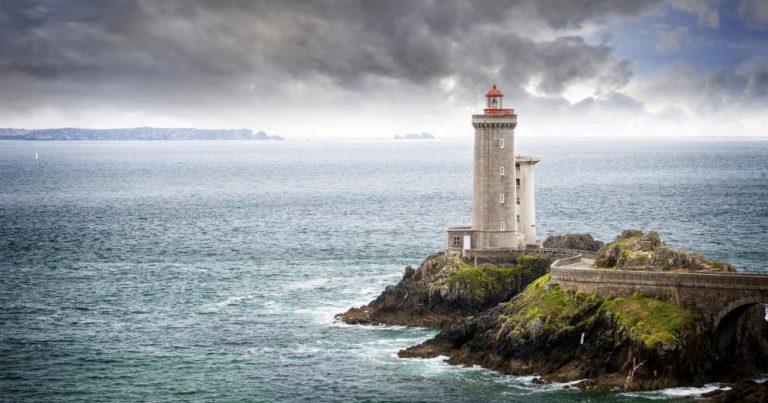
[1,138,767,402]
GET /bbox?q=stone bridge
[548,252,768,350]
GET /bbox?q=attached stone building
[446,85,540,255]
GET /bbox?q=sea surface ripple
[1,138,767,401]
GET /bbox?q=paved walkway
[567,257,594,269]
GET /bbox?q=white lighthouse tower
[446,84,540,254]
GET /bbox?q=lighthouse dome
[485,84,503,97]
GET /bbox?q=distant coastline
[0,127,284,141]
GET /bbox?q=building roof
[515,155,541,163]
[485,84,503,97]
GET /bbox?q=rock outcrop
[594,230,735,272]
[340,230,766,394]
[336,253,552,328]
[543,233,604,251]
[399,273,768,392]
[705,380,768,402]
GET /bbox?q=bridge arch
[713,295,768,351]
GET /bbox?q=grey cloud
[739,0,768,30]
[668,0,719,28]
[0,0,662,117]
[637,59,768,116]
[574,91,644,111]
[745,70,768,97]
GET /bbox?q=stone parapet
[550,265,768,329]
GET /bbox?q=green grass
[439,257,542,297]
[501,274,600,335]
[602,291,701,348]
[500,275,702,348]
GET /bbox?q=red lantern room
[483,84,515,116]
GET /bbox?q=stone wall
[463,248,596,263]
[550,266,768,326]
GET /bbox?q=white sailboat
[35,151,39,163]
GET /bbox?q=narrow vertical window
[516,197,521,205]
[500,193,505,203]
[500,166,505,176]
[499,138,505,148]
[500,221,506,231]
[516,178,520,187]
[516,215,520,223]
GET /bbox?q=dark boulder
[543,233,604,251]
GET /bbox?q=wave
[622,383,730,399]
[203,294,255,309]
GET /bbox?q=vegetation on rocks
[341,231,765,392]
[594,229,735,272]
[500,274,698,349]
[439,256,539,298]
[335,253,552,328]
[543,233,604,251]
[399,272,768,391]
[601,291,701,348]
[500,274,601,336]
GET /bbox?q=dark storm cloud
[0,0,662,114]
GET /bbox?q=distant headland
[394,132,434,140]
[0,127,284,141]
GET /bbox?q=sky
[1,0,767,138]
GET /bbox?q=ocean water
[1,138,767,402]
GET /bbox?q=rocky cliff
[543,233,604,251]
[399,273,768,392]
[339,231,767,394]
[594,230,735,272]
[336,253,552,328]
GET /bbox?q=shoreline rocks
[339,231,768,395]
[335,253,552,328]
[398,273,768,392]
[543,233,604,251]
[594,230,735,272]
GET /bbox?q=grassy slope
[438,255,546,297]
[501,274,701,348]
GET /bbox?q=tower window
[500,166,505,176]
[500,193,505,203]
[516,197,521,205]
[516,178,520,187]
[515,163,520,169]
[499,139,505,148]
[500,221,506,231]
[516,215,520,223]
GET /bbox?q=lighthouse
[446,84,540,254]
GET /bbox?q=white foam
[763,304,767,322]
[622,383,729,400]
[218,295,253,306]
[203,294,255,309]
[659,384,728,397]
[753,373,768,383]
[288,344,322,355]
[245,346,275,355]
